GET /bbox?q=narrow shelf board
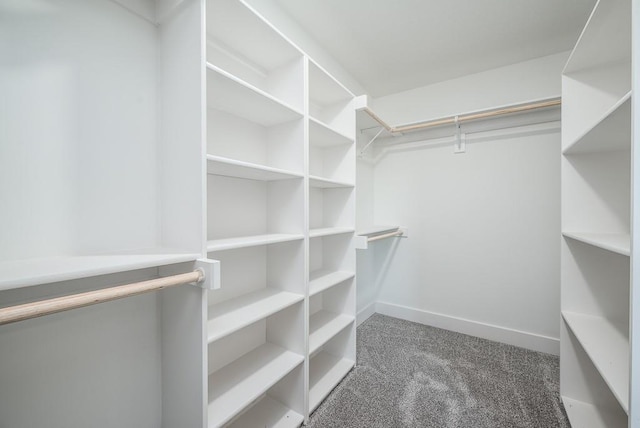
[309,61,353,108]
[208,288,304,343]
[309,270,355,297]
[562,232,630,256]
[309,311,355,355]
[226,395,303,428]
[309,117,354,146]
[207,234,304,252]
[309,352,355,412]
[208,342,304,428]
[562,311,629,412]
[309,227,355,239]
[0,251,200,291]
[562,396,627,428]
[309,176,355,189]
[563,92,631,155]
[357,225,400,237]
[206,155,303,181]
[206,63,303,127]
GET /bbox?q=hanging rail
[361,98,561,134]
[0,270,204,326]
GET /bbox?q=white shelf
[309,227,355,239]
[562,396,627,428]
[208,288,304,343]
[309,117,354,147]
[227,395,303,428]
[206,155,303,181]
[207,64,302,127]
[357,225,400,237]
[564,0,631,74]
[309,352,354,412]
[309,270,354,296]
[563,92,631,154]
[207,234,304,252]
[208,342,304,427]
[309,61,352,108]
[0,250,200,291]
[562,311,629,412]
[309,176,355,189]
[309,311,355,355]
[562,232,630,256]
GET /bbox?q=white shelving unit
[560,0,634,425]
[205,0,356,425]
[0,1,208,426]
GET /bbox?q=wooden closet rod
[368,230,404,242]
[0,270,203,326]
[363,98,561,134]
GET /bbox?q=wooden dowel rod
[364,99,561,134]
[0,270,203,326]
[368,230,403,242]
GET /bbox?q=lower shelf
[562,311,629,412]
[309,270,354,296]
[309,311,355,355]
[562,396,627,428]
[227,395,303,428]
[208,343,304,427]
[309,352,354,413]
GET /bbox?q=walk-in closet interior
[0,0,637,426]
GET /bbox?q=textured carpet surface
[307,314,569,428]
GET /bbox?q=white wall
[372,52,569,125]
[242,0,366,96]
[369,119,561,354]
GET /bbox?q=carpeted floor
[307,314,569,428]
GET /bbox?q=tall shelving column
[560,0,632,426]
[306,60,357,419]
[204,0,306,426]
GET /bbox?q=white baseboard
[375,301,559,355]
[357,302,377,326]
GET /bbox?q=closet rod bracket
[158,258,221,290]
[454,116,466,154]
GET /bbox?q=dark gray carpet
[307,314,569,428]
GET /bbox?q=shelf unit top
[309,227,355,239]
[564,0,631,74]
[0,251,200,291]
[226,395,303,428]
[207,233,305,252]
[562,232,630,256]
[309,311,355,355]
[205,0,301,74]
[563,92,631,155]
[309,270,355,297]
[206,155,303,182]
[206,64,303,127]
[309,176,355,189]
[562,311,629,413]
[309,352,354,412]
[309,61,354,108]
[208,342,304,427]
[309,117,354,147]
[208,288,304,343]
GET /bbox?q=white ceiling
[273,0,595,97]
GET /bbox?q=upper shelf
[563,92,631,155]
[206,155,303,181]
[207,233,304,252]
[0,250,200,291]
[309,117,353,147]
[562,232,630,256]
[309,227,355,239]
[309,176,355,189]
[564,0,631,74]
[207,64,303,127]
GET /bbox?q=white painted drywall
[370,121,561,354]
[242,0,366,96]
[371,52,569,125]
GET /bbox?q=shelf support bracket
[359,128,385,158]
[454,116,466,154]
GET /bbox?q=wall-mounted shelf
[562,232,630,256]
[309,176,355,189]
[309,270,355,297]
[309,311,355,354]
[309,228,355,239]
[207,234,304,252]
[226,395,304,428]
[207,155,303,181]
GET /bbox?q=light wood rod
[0,270,203,326]
[363,98,561,134]
[368,230,404,242]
